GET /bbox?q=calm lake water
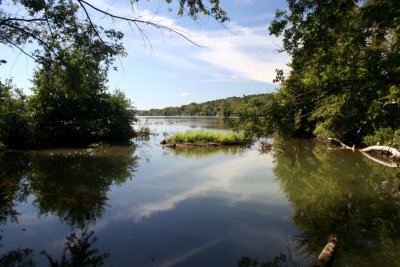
[1,117,399,266]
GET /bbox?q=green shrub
[0,81,32,148]
[363,128,400,149]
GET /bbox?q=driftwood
[257,141,273,155]
[321,138,400,167]
[359,145,400,159]
[314,234,337,267]
[161,143,176,148]
[327,138,355,150]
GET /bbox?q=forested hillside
[138,94,273,117]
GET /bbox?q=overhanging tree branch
[0,33,36,61]
[78,0,203,47]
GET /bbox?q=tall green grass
[167,131,251,145]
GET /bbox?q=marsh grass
[167,131,251,145]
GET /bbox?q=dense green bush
[0,81,32,148]
[0,79,135,148]
[363,128,400,149]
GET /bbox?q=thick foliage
[0,79,135,148]
[29,45,135,146]
[0,1,136,148]
[0,81,31,148]
[257,0,400,145]
[363,127,400,149]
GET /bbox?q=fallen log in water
[359,145,400,159]
[327,138,355,150]
[314,234,337,267]
[319,138,400,167]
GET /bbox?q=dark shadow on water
[0,147,139,228]
[0,146,140,266]
[29,147,139,227]
[238,253,295,267]
[0,229,108,267]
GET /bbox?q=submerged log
[314,234,337,267]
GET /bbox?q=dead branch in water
[258,141,273,155]
[326,138,355,150]
[318,138,400,167]
[359,145,400,159]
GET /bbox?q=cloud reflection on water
[106,149,287,224]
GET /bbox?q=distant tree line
[138,94,274,117]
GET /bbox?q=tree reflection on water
[0,229,108,267]
[162,145,245,158]
[2,138,400,266]
[0,147,139,266]
[272,138,400,266]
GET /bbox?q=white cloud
[87,0,290,84]
[188,23,290,83]
[130,151,282,222]
[128,19,290,83]
[179,92,189,97]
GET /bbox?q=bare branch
[78,0,203,47]
[77,1,107,45]
[0,17,46,26]
[2,22,59,57]
[0,33,36,61]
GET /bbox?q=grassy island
[163,131,251,147]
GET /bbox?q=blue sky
[0,0,290,110]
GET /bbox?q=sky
[0,0,290,110]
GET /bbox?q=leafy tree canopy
[0,0,228,148]
[242,0,400,145]
[0,0,228,63]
